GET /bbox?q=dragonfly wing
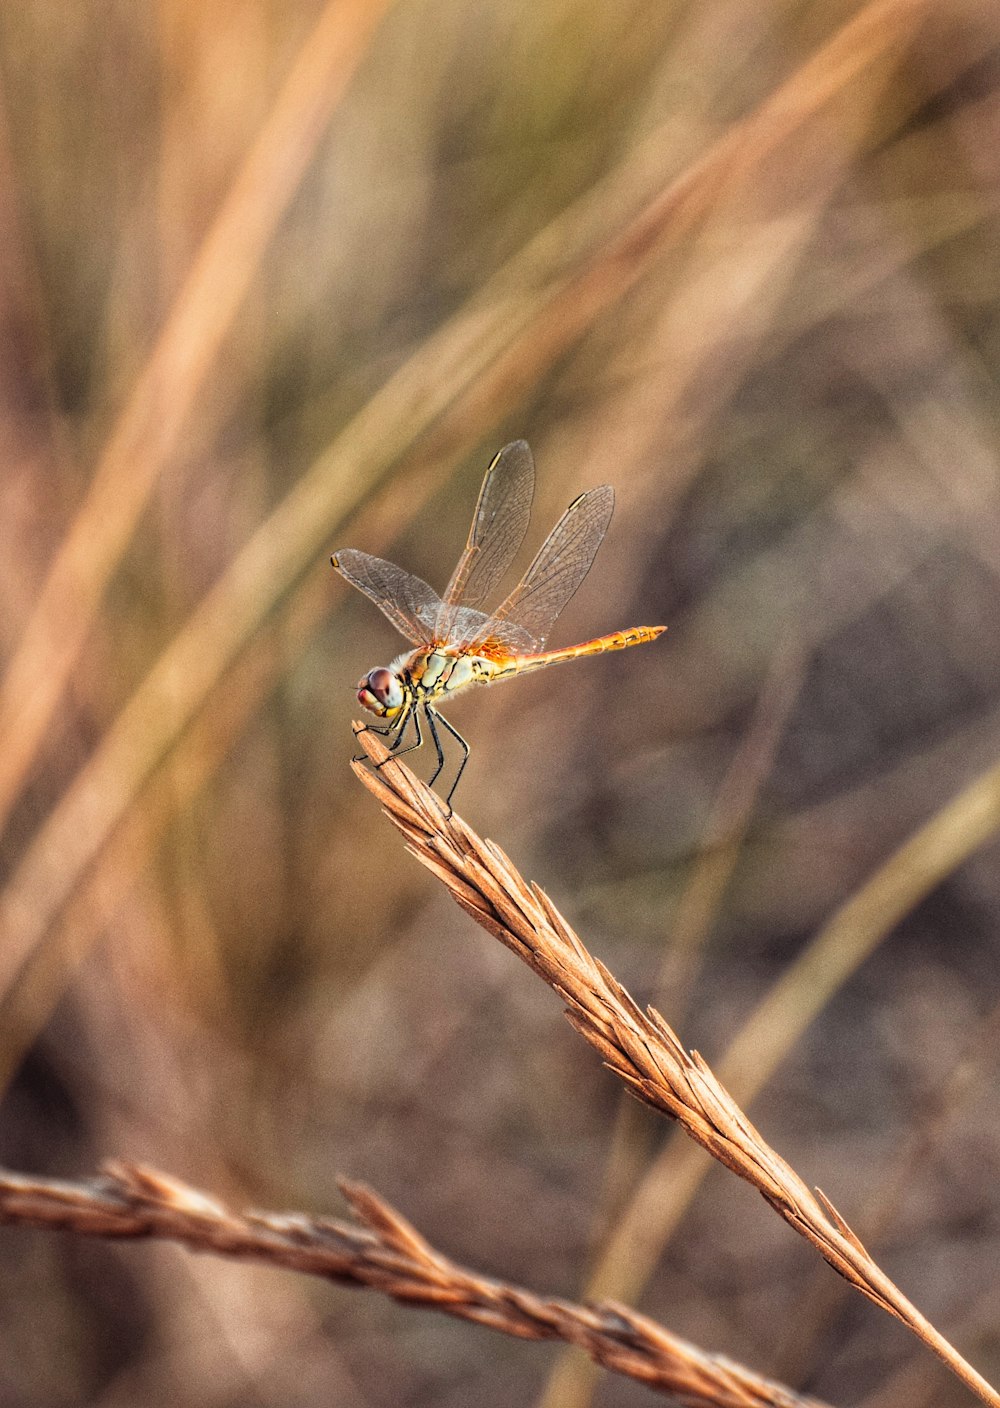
[445,607,537,659]
[468,484,615,653]
[331,549,442,646]
[437,441,534,646]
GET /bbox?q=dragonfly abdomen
[512,625,665,676]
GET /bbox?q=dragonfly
[331,440,665,810]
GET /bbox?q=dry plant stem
[0,0,397,834]
[0,0,952,1005]
[0,457,456,1091]
[657,647,807,1026]
[562,649,806,1408]
[0,1163,828,1408]
[544,721,1000,1408]
[350,729,1000,1408]
[775,994,1000,1392]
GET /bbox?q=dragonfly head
[357,667,405,717]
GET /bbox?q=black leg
[425,706,447,787]
[355,720,396,739]
[352,702,411,762]
[428,707,470,814]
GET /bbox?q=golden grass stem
[556,698,1000,1327]
[0,0,947,1024]
[716,753,1000,1102]
[0,449,462,1088]
[0,1161,830,1408]
[350,727,1000,1408]
[551,651,805,1408]
[659,648,808,1029]
[0,0,397,836]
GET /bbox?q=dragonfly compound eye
[358,667,404,715]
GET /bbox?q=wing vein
[331,550,442,646]
[465,485,615,655]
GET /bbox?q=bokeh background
[0,1,999,1405]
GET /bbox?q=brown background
[0,2,999,1405]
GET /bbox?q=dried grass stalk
[0,0,396,836]
[351,727,1000,1408]
[0,1161,826,1408]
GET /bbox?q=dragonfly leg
[425,705,447,789]
[353,701,411,762]
[428,707,470,815]
[375,702,423,768]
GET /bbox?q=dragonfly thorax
[358,650,491,717]
[405,648,499,700]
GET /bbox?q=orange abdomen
[513,625,665,675]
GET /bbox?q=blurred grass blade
[350,726,1000,1408]
[543,744,1000,1405]
[591,646,805,1328]
[0,0,398,834]
[0,458,448,1087]
[0,0,943,1006]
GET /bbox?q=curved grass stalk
[560,726,1000,1327]
[568,648,806,1403]
[0,0,940,1011]
[350,727,1000,1408]
[0,1161,830,1408]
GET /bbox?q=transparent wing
[466,485,615,654]
[436,441,534,644]
[331,549,443,646]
